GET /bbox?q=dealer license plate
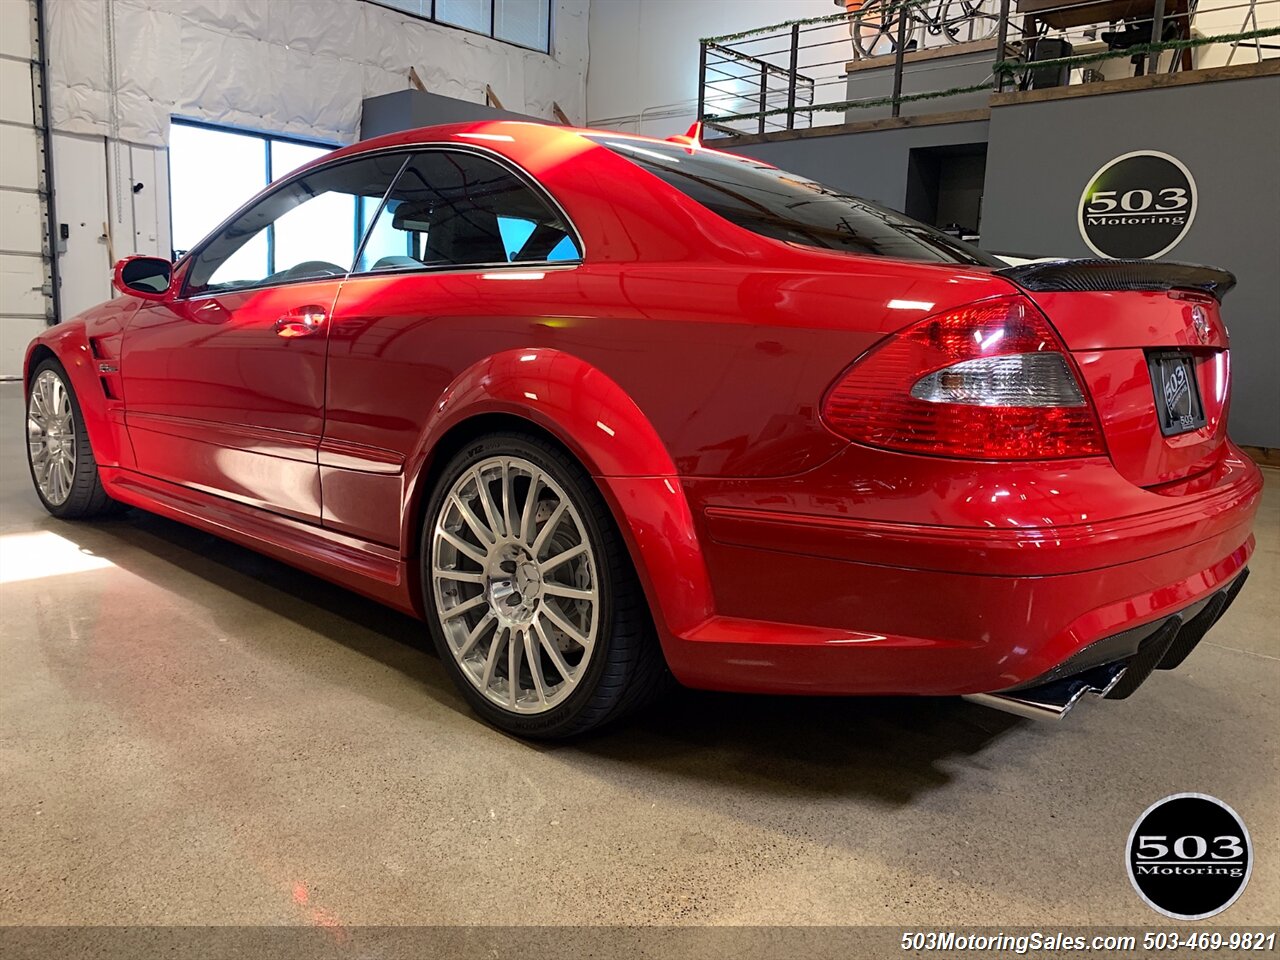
[1148,351,1206,437]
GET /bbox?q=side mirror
[113,256,172,299]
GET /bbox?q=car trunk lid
[997,259,1236,488]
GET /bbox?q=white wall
[1187,0,1279,69]
[48,0,590,146]
[0,0,52,378]
[587,0,835,136]
[44,0,590,318]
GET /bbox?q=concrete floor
[1,379,1277,930]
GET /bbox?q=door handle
[274,306,327,338]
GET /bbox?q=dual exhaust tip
[963,660,1127,721]
[964,569,1248,721]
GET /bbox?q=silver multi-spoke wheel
[431,455,600,715]
[27,369,77,506]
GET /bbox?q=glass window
[169,124,267,260]
[371,0,551,53]
[377,0,429,12]
[587,136,1000,267]
[271,140,330,181]
[495,0,549,50]
[169,121,337,260]
[186,153,407,295]
[354,150,580,273]
[436,0,491,34]
[358,197,414,270]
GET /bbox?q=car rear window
[586,135,999,267]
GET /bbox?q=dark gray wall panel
[361,91,540,140]
[725,120,990,212]
[981,76,1280,447]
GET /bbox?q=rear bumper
[644,445,1261,697]
[964,568,1249,719]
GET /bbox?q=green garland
[994,26,1280,75]
[706,82,996,123]
[706,25,1280,124]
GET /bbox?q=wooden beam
[485,84,505,110]
[723,108,991,146]
[845,38,1008,74]
[991,59,1279,107]
[407,66,426,92]
[551,102,572,125]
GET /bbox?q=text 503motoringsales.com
[900,930,1277,953]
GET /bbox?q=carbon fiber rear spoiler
[994,259,1237,303]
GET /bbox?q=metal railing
[696,0,1280,137]
[701,33,817,135]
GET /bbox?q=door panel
[317,148,584,547]
[122,278,340,520]
[120,149,410,521]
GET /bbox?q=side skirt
[101,467,419,617]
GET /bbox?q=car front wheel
[421,432,667,738]
[26,358,118,519]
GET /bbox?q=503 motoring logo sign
[1127,793,1253,920]
[1079,151,1198,259]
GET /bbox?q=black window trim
[177,142,585,301]
[362,0,553,55]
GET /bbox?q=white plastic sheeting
[46,0,589,147]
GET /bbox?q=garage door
[0,0,55,379]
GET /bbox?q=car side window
[353,150,581,274]
[185,152,408,296]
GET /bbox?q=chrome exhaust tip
[963,570,1249,722]
[963,660,1128,721]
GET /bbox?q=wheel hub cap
[486,543,543,625]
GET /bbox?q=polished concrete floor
[2,380,1277,929]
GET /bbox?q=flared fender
[403,348,716,639]
[24,317,134,469]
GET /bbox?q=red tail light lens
[823,295,1105,459]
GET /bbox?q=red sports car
[25,121,1260,737]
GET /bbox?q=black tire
[420,431,669,738]
[25,357,119,519]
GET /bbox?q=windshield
[587,136,1000,267]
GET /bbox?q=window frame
[176,143,584,301]
[180,152,410,299]
[362,0,553,55]
[349,145,585,279]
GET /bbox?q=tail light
[822,295,1105,459]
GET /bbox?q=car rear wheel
[26,358,118,519]
[421,432,667,738]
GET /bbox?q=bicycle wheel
[937,0,1000,44]
[852,0,911,59]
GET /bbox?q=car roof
[311,120,763,176]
